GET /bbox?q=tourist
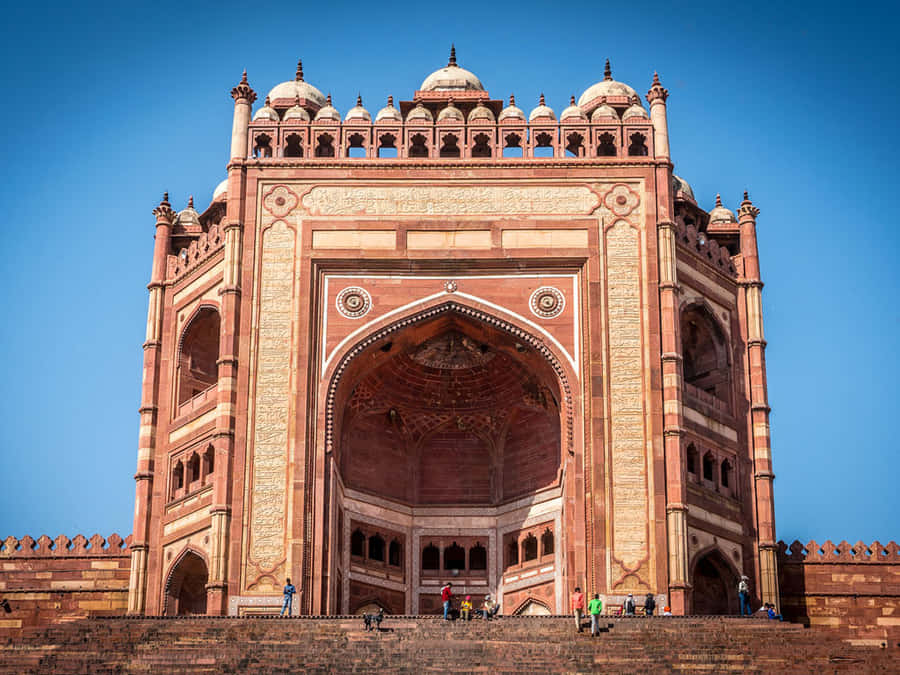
[280,578,296,617]
[644,593,656,617]
[662,606,673,616]
[588,593,603,637]
[461,595,472,621]
[765,603,784,621]
[481,594,500,620]
[441,582,453,620]
[738,575,751,616]
[571,586,585,633]
[624,593,636,616]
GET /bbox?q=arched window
[351,529,365,557]
[314,133,335,158]
[472,133,491,158]
[541,529,554,556]
[440,134,460,158]
[444,542,465,570]
[597,132,616,157]
[721,459,733,489]
[388,539,401,567]
[378,133,397,158]
[681,305,730,405]
[686,443,698,478]
[187,453,200,484]
[523,534,538,562]
[627,132,648,156]
[469,543,487,571]
[422,543,440,570]
[565,132,584,158]
[503,133,523,158]
[177,308,220,407]
[253,134,272,158]
[702,452,715,483]
[171,460,184,497]
[203,445,214,483]
[346,133,366,158]
[533,132,554,158]
[507,538,519,566]
[368,534,385,562]
[408,133,428,158]
[283,133,303,158]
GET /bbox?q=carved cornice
[754,471,775,481]
[239,157,672,170]
[663,427,685,437]
[661,352,683,362]
[142,340,162,350]
[750,403,771,413]
[218,285,242,297]
[134,471,154,481]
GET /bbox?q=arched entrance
[324,303,574,615]
[164,551,209,615]
[691,549,739,615]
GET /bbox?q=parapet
[675,220,737,277]
[776,539,900,563]
[0,533,131,557]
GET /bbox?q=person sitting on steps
[481,594,500,620]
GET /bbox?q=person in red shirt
[571,586,585,633]
[441,582,453,620]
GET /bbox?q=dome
[498,94,526,123]
[267,59,327,109]
[528,94,555,122]
[283,96,310,122]
[175,197,201,229]
[437,100,465,123]
[560,95,587,122]
[253,96,279,122]
[590,103,619,122]
[708,194,736,224]
[420,46,484,92]
[313,94,341,122]
[406,100,434,123]
[622,103,648,121]
[578,59,640,108]
[212,179,228,202]
[375,96,402,123]
[672,174,695,202]
[344,95,371,123]
[467,100,495,123]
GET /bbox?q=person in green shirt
[587,593,603,637]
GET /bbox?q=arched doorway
[691,549,739,615]
[165,551,209,615]
[325,304,573,614]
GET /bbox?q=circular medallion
[336,287,372,319]
[444,280,458,293]
[529,286,565,319]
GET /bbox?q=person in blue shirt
[281,578,296,617]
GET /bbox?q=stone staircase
[1,615,898,674]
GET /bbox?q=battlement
[675,219,737,276]
[777,539,900,563]
[167,223,224,281]
[0,533,130,558]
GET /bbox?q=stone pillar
[230,71,257,161]
[738,192,779,607]
[128,193,175,614]
[646,73,670,161]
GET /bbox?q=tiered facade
[127,49,780,618]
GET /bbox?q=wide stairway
[1,615,897,674]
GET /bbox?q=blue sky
[0,1,897,546]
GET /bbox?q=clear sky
[0,1,897,547]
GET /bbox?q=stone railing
[0,533,130,557]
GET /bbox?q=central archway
[322,302,576,615]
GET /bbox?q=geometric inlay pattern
[529,286,566,319]
[336,287,372,319]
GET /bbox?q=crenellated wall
[0,534,131,635]
[777,539,900,645]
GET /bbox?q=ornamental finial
[738,191,760,220]
[743,190,749,201]
[604,59,612,81]
[153,192,176,223]
[715,193,723,208]
[231,69,257,104]
[162,192,169,206]
[646,71,669,104]
[387,95,394,107]
[188,195,194,209]
[653,71,660,86]
[265,95,271,107]
[448,44,457,67]
[326,93,332,106]
[295,59,304,82]
[539,93,546,106]
[509,93,516,106]
[356,93,363,107]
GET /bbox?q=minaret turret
[646,72,670,160]
[229,70,257,160]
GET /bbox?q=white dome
[437,101,465,123]
[175,197,201,229]
[578,59,640,108]
[212,179,228,202]
[708,194,736,223]
[672,174,695,202]
[467,101,495,123]
[622,103,648,120]
[267,59,327,108]
[283,96,310,122]
[590,103,619,122]
[313,94,341,122]
[406,101,434,123]
[560,96,587,122]
[253,97,279,122]
[528,94,555,122]
[420,46,484,91]
[375,96,402,123]
[498,95,526,122]
[344,95,371,123]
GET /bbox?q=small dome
[375,96,402,123]
[560,95,587,122]
[437,100,464,123]
[313,94,341,122]
[420,45,484,92]
[344,94,371,123]
[406,100,434,123]
[672,174,695,202]
[467,100,495,123]
[175,197,201,229]
[529,94,555,122]
[267,59,327,109]
[498,94,526,123]
[283,96,310,122]
[622,103,648,121]
[708,194,736,224]
[590,103,619,122]
[253,96,279,122]
[212,179,228,202]
[578,59,640,108]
